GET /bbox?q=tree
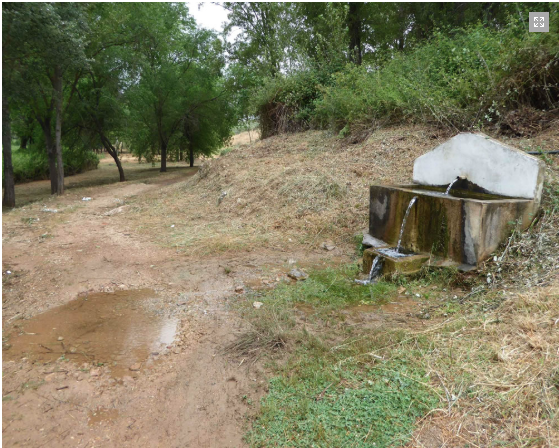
[224,3,290,77]
[181,81,235,167]
[68,2,147,182]
[126,3,232,171]
[2,96,15,207]
[2,3,89,195]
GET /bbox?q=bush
[7,143,99,183]
[314,20,559,133]
[253,69,332,138]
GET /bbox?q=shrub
[7,143,99,184]
[314,20,559,132]
[253,69,332,138]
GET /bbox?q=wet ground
[3,289,178,377]
[1,158,349,447]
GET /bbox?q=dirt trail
[2,158,348,447]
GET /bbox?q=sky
[188,2,230,34]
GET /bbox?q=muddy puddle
[2,289,178,377]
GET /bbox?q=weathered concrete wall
[413,133,545,203]
[369,185,536,266]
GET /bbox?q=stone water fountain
[361,132,545,282]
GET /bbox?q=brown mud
[3,289,178,377]
[1,154,359,447]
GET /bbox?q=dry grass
[120,124,559,445]
[408,284,559,447]
[127,125,455,255]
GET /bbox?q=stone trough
[362,133,545,278]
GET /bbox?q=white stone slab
[362,233,388,248]
[413,133,545,200]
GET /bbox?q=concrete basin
[364,133,545,273]
[369,184,537,267]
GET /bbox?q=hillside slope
[130,124,559,259]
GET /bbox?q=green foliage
[248,362,437,448]
[315,19,559,132]
[9,143,99,183]
[253,70,332,138]
[241,265,437,447]
[125,4,235,166]
[353,233,365,256]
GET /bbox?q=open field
[3,125,559,447]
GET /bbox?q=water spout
[355,255,384,285]
[396,196,418,253]
[444,177,460,195]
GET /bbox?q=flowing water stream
[396,196,418,253]
[356,196,418,285]
[355,255,384,285]
[444,177,460,195]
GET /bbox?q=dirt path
[2,159,349,447]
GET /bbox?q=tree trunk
[2,97,16,207]
[54,65,64,195]
[348,3,362,65]
[189,142,194,168]
[41,122,58,194]
[160,140,167,172]
[20,136,29,149]
[100,135,125,182]
[114,153,125,181]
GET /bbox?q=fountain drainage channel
[356,196,418,285]
[359,132,545,281]
[2,289,178,377]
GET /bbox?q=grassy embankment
[222,144,559,446]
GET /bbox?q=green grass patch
[234,254,559,445]
[233,265,440,447]
[244,264,398,315]
[248,360,437,447]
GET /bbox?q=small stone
[253,302,264,309]
[172,348,181,355]
[218,191,228,205]
[235,285,244,293]
[415,293,420,298]
[422,313,431,319]
[129,363,141,372]
[57,336,64,341]
[288,269,308,281]
[104,205,129,216]
[398,286,406,294]
[321,242,336,251]
[89,368,101,377]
